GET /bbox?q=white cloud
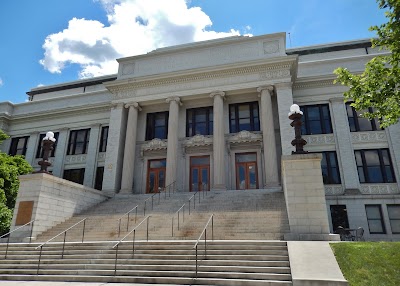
[40,0,241,78]
[37,83,45,87]
[0,77,3,87]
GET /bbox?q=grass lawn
[330,242,400,286]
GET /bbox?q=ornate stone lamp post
[37,131,57,174]
[288,104,308,154]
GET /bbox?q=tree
[334,0,400,128]
[0,129,33,235]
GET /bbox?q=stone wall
[10,173,110,241]
[282,153,339,241]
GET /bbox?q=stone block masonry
[10,173,110,241]
[282,153,339,241]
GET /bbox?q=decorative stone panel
[182,134,213,154]
[303,134,335,146]
[97,152,106,162]
[360,184,399,195]
[141,138,168,157]
[324,185,344,195]
[227,131,263,151]
[351,131,387,143]
[65,154,87,164]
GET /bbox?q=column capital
[257,85,274,96]
[90,123,102,128]
[210,91,225,99]
[166,96,182,106]
[125,102,142,111]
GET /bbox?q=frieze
[324,185,344,195]
[260,69,290,80]
[351,131,387,143]
[141,138,167,157]
[360,184,399,195]
[109,60,296,99]
[65,154,87,164]
[302,134,335,145]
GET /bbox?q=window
[67,129,90,155]
[229,102,260,133]
[146,112,169,140]
[63,168,85,185]
[99,126,109,153]
[346,102,381,132]
[186,107,213,137]
[330,205,349,232]
[355,149,396,183]
[300,104,332,135]
[387,205,400,234]
[365,205,386,234]
[9,136,29,156]
[94,167,104,190]
[321,152,341,184]
[36,132,59,158]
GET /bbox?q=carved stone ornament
[263,41,280,54]
[141,138,168,156]
[302,134,335,146]
[324,185,344,195]
[351,131,387,143]
[65,155,87,164]
[184,134,213,147]
[360,184,399,195]
[260,69,290,80]
[121,63,135,75]
[228,130,263,145]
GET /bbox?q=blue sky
[0,0,387,104]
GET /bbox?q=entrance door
[190,156,210,192]
[235,153,258,190]
[146,159,166,193]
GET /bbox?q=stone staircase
[0,240,292,285]
[0,188,292,285]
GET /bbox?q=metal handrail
[188,189,208,215]
[1,220,35,259]
[193,214,214,278]
[172,204,185,237]
[112,215,151,276]
[117,205,138,237]
[35,217,87,274]
[144,181,176,216]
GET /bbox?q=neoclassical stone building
[1,32,400,240]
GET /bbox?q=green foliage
[331,242,400,286]
[334,0,400,128]
[0,129,9,145]
[0,129,32,235]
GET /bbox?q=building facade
[1,33,400,240]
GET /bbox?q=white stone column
[24,132,39,166]
[103,103,127,195]
[275,83,294,155]
[257,86,279,187]
[83,124,101,188]
[210,91,226,190]
[165,97,181,187]
[52,128,69,178]
[387,123,400,190]
[330,98,360,191]
[120,102,141,193]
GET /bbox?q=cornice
[106,56,298,95]
[293,78,336,90]
[9,104,111,124]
